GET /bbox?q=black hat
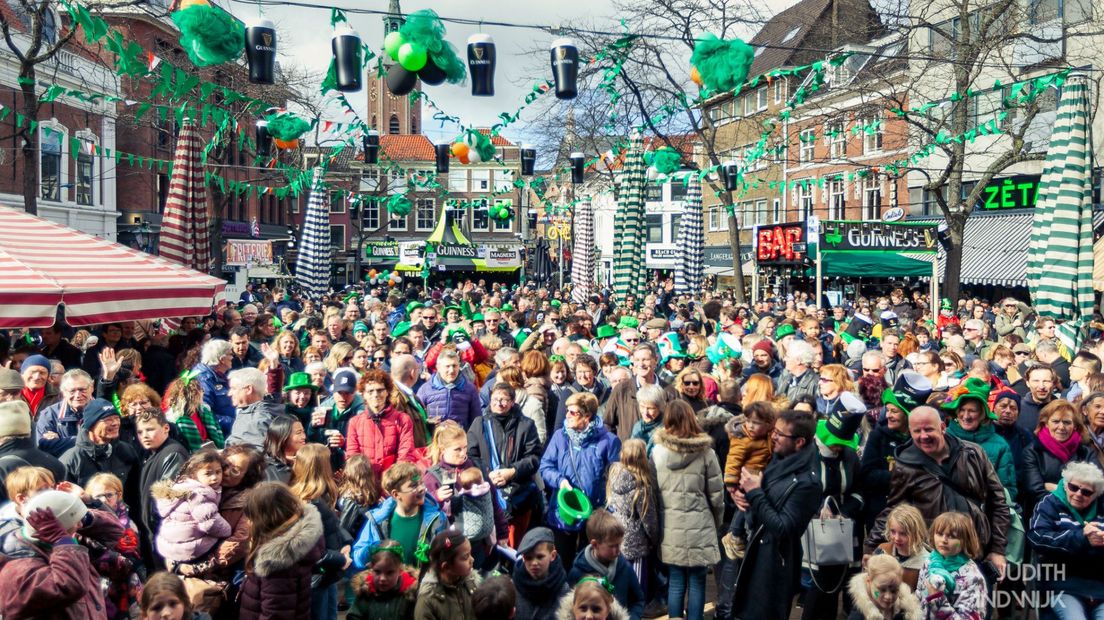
[817,392,866,450]
[517,526,556,555]
[881,370,933,414]
[842,313,872,344]
[880,310,899,330]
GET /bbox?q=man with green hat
[594,324,618,351]
[352,320,369,347]
[942,377,1018,500]
[282,371,320,428]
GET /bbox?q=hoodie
[568,544,645,620]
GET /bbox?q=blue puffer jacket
[192,363,235,436]
[540,421,621,532]
[1026,492,1104,598]
[350,495,446,570]
[416,373,481,430]
[34,401,85,457]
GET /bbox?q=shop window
[40,127,63,201]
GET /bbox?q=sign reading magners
[755,223,807,265]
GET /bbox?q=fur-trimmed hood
[847,573,921,620]
[152,477,220,514]
[554,590,630,620]
[697,404,736,431]
[352,567,418,600]
[251,502,324,577]
[652,428,714,470]
[724,414,748,438]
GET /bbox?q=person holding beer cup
[308,368,362,471]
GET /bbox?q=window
[671,217,680,243]
[709,205,729,231]
[387,169,407,194]
[470,169,490,192]
[471,199,490,232]
[827,121,845,159]
[781,26,801,43]
[1030,0,1090,24]
[291,195,300,214]
[388,115,400,134]
[76,147,94,206]
[494,169,515,192]
[744,93,755,115]
[360,168,380,192]
[647,214,663,243]
[756,200,768,227]
[921,188,940,216]
[829,177,845,219]
[862,117,884,153]
[329,190,345,213]
[757,87,768,111]
[862,177,882,221]
[416,199,435,231]
[796,182,814,221]
[157,173,169,212]
[40,127,62,202]
[774,79,785,104]
[799,129,815,163]
[362,202,380,231]
[773,198,782,223]
[388,210,407,231]
[493,199,513,231]
[743,89,767,115]
[449,170,467,192]
[330,225,345,249]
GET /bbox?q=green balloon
[384,31,405,61]
[398,42,427,71]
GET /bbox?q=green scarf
[1053,478,1099,524]
[946,420,995,445]
[928,549,968,574]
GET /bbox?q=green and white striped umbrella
[1026,74,1094,349]
[613,134,648,300]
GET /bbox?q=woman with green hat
[282,371,320,429]
[941,377,1018,501]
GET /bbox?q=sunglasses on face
[682,380,700,386]
[372,357,387,363]
[1067,482,1095,497]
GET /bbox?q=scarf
[512,555,567,602]
[1038,427,1083,463]
[636,416,663,437]
[947,420,995,445]
[21,387,45,415]
[1053,477,1099,524]
[583,544,618,584]
[565,415,602,448]
[928,549,968,574]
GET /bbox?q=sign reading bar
[820,221,938,252]
[976,174,1040,211]
[755,223,807,265]
[224,240,272,266]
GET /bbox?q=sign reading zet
[820,221,938,252]
[224,240,272,266]
[976,174,1040,211]
[755,223,807,265]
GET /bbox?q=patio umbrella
[674,173,705,296]
[295,167,332,299]
[1026,74,1094,349]
[157,118,210,273]
[570,195,595,304]
[612,134,648,301]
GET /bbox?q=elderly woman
[1084,392,1104,463]
[1023,399,1101,511]
[942,378,1018,501]
[540,391,621,565]
[816,364,855,416]
[1027,461,1104,620]
[192,339,236,435]
[630,384,667,452]
[668,367,709,413]
[345,370,416,476]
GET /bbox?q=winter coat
[309,393,365,461]
[730,444,821,620]
[192,363,235,436]
[602,379,667,442]
[345,406,417,477]
[413,569,479,620]
[605,464,659,561]
[696,403,736,479]
[0,536,107,620]
[552,584,632,620]
[347,569,417,620]
[813,439,864,522]
[723,420,772,487]
[512,555,570,620]
[34,401,86,457]
[238,503,325,620]
[994,422,1035,484]
[417,373,481,430]
[865,435,1011,558]
[225,399,286,450]
[188,483,251,580]
[137,438,189,555]
[776,368,820,404]
[994,304,1031,340]
[424,457,507,541]
[915,558,988,619]
[466,408,542,512]
[311,497,353,589]
[945,421,1019,502]
[1021,434,1102,510]
[859,422,910,529]
[1026,493,1104,598]
[517,379,550,444]
[1017,393,1053,435]
[845,572,921,620]
[652,428,724,567]
[350,496,447,570]
[567,545,645,619]
[550,382,579,433]
[264,455,292,483]
[59,431,139,486]
[0,437,66,501]
[153,478,232,562]
[873,542,929,592]
[540,423,621,532]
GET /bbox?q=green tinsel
[264,113,311,141]
[171,4,244,67]
[690,34,754,94]
[400,10,466,84]
[650,147,681,175]
[387,194,412,216]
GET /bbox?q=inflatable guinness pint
[244,16,276,85]
[467,34,496,97]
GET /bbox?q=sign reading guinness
[819,221,938,253]
[364,242,399,260]
[436,243,478,258]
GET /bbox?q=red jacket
[346,406,416,476]
[0,539,106,620]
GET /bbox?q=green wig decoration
[387,194,413,217]
[690,33,754,94]
[647,147,682,175]
[171,2,245,67]
[399,10,466,83]
[458,129,496,163]
[264,113,312,142]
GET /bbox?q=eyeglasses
[771,428,797,439]
[682,380,700,386]
[1067,482,1095,497]
[372,356,387,362]
[1014,351,1030,357]
[93,491,118,502]
[566,408,587,418]
[818,377,834,383]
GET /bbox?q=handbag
[801,497,854,569]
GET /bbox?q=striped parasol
[1026,74,1094,349]
[295,167,332,299]
[157,119,209,273]
[612,134,648,300]
[675,173,705,296]
[570,195,595,303]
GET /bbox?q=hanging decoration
[488,201,513,221]
[467,34,496,96]
[550,38,579,99]
[171,0,245,67]
[645,146,681,177]
[450,130,495,165]
[689,33,754,94]
[383,9,466,95]
[387,194,413,217]
[331,20,363,92]
[243,16,277,84]
[264,111,311,149]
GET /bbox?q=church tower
[367,0,422,135]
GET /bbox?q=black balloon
[331,25,363,92]
[521,147,536,176]
[435,144,451,174]
[245,17,276,85]
[550,38,578,100]
[255,121,271,159]
[386,64,418,96]
[362,130,379,165]
[569,152,585,184]
[467,34,496,97]
[418,59,446,86]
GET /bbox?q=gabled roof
[747,0,832,76]
[477,128,516,147]
[380,134,435,162]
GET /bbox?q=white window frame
[448,169,467,192]
[829,177,846,219]
[362,200,380,231]
[862,117,884,154]
[470,169,491,193]
[799,129,815,163]
[494,169,515,193]
[39,121,67,203]
[708,204,729,231]
[756,87,768,111]
[862,177,882,221]
[360,168,380,192]
[493,199,513,231]
[388,210,407,231]
[772,198,782,223]
[470,199,490,232]
[827,121,846,160]
[415,198,436,232]
[796,181,814,221]
[756,199,768,227]
[774,79,785,104]
[74,129,99,207]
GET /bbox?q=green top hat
[940,298,953,311]
[617,316,640,330]
[283,372,318,392]
[501,303,515,312]
[941,377,994,420]
[406,301,424,316]
[443,304,462,314]
[775,323,796,340]
[881,370,934,415]
[471,313,485,322]
[595,324,618,340]
[557,486,593,528]
[391,321,412,338]
[816,392,867,450]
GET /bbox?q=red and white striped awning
[0,204,225,328]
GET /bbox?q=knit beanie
[751,339,774,358]
[81,398,119,432]
[989,386,1021,412]
[0,400,32,437]
[20,354,50,374]
[23,490,88,537]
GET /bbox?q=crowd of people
[0,279,1102,620]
